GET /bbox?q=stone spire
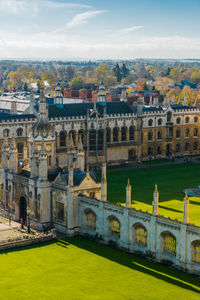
[126,178,132,208]
[68,133,75,168]
[68,165,74,188]
[2,137,9,169]
[77,135,84,171]
[30,141,38,177]
[183,189,189,224]
[101,162,107,202]
[39,88,48,119]
[152,184,159,216]
[10,133,18,172]
[38,140,48,180]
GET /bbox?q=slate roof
[48,101,133,118]
[171,104,197,110]
[59,170,99,186]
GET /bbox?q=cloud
[0,0,91,15]
[118,26,144,34]
[67,10,106,28]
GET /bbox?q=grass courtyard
[0,237,199,300]
[107,163,200,226]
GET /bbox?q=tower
[183,190,189,224]
[152,184,159,216]
[54,81,63,105]
[126,179,132,208]
[38,140,48,180]
[97,81,106,102]
[101,162,107,202]
[77,135,84,172]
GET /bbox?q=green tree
[113,63,121,82]
[121,63,129,78]
[69,76,84,89]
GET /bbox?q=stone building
[0,85,200,275]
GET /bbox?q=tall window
[121,127,127,141]
[185,116,190,123]
[192,241,200,264]
[157,131,162,140]
[106,128,111,143]
[162,232,176,256]
[185,128,190,138]
[176,129,180,138]
[194,142,198,151]
[113,127,119,142]
[194,128,198,137]
[194,116,198,123]
[17,128,23,136]
[17,143,23,155]
[167,112,172,122]
[89,130,96,151]
[129,126,135,141]
[98,130,104,150]
[176,144,180,153]
[158,118,162,126]
[60,131,66,147]
[134,225,147,246]
[185,143,189,151]
[176,117,181,124]
[148,131,153,141]
[109,217,120,237]
[85,210,96,230]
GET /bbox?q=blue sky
[0,0,199,60]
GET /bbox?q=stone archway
[19,196,27,220]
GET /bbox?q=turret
[120,89,127,102]
[101,162,107,202]
[183,190,189,224]
[38,140,48,180]
[152,184,159,216]
[126,178,132,208]
[68,133,76,168]
[30,141,38,177]
[54,81,63,105]
[9,134,18,172]
[183,96,188,106]
[77,135,84,171]
[97,81,106,102]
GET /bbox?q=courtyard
[107,162,200,226]
[0,237,199,300]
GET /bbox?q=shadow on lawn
[57,237,200,294]
[158,205,182,213]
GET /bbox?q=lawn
[107,163,200,225]
[0,237,199,300]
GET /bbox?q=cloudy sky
[0,0,200,60]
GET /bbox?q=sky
[0,0,200,60]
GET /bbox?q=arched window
[176,144,180,153]
[129,126,135,141]
[185,128,190,138]
[148,131,153,141]
[194,142,198,151]
[157,146,161,155]
[191,241,200,264]
[185,116,190,123]
[113,127,119,142]
[148,119,153,126]
[89,130,96,151]
[158,118,162,126]
[157,131,162,140]
[194,128,198,137]
[121,127,127,141]
[17,143,23,154]
[185,143,189,151]
[106,128,111,143]
[134,224,147,246]
[167,112,172,122]
[85,210,96,230]
[176,117,181,124]
[17,128,23,137]
[176,129,180,138]
[161,232,176,256]
[194,116,198,123]
[109,216,120,237]
[3,129,9,137]
[60,131,66,147]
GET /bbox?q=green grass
[0,237,199,300]
[107,163,200,225]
